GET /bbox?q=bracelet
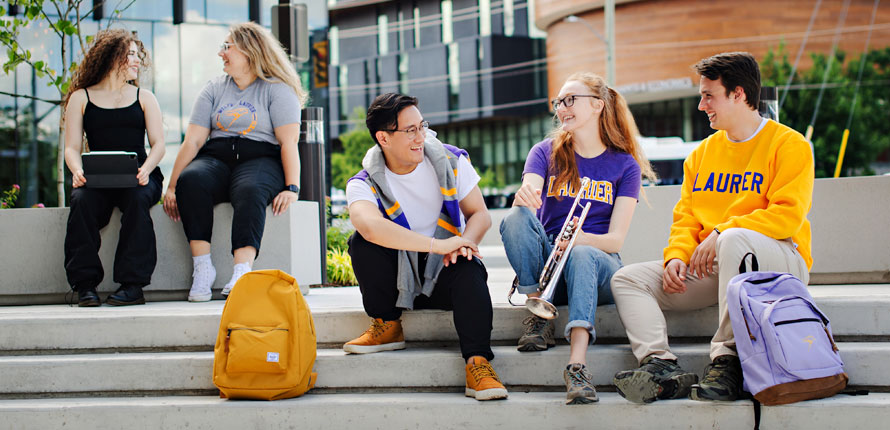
[714,227,722,235]
[429,237,434,254]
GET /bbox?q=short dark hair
[366,93,419,145]
[694,52,761,110]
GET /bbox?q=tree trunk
[57,120,65,207]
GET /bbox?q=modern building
[326,0,551,187]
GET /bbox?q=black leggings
[175,137,284,255]
[348,231,495,361]
[64,176,162,290]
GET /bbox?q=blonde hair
[548,72,657,197]
[229,22,308,105]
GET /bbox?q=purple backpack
[727,254,847,405]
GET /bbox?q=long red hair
[548,72,657,198]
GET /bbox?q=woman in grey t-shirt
[162,22,306,301]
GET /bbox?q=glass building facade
[0,0,324,206]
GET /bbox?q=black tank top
[83,88,162,180]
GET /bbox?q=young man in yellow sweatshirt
[610,52,814,404]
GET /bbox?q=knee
[715,227,753,254]
[611,264,643,295]
[175,168,204,195]
[231,184,272,209]
[499,206,536,236]
[566,246,606,268]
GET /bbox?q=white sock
[189,254,216,300]
[223,262,252,294]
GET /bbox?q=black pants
[175,137,284,255]
[348,232,495,361]
[64,177,162,290]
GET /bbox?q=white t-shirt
[346,155,481,237]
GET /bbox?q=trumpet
[508,178,592,320]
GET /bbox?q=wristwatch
[284,184,300,194]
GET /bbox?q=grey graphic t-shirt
[189,75,302,144]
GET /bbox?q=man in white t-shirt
[344,93,507,401]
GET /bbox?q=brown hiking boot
[465,356,508,401]
[517,315,555,351]
[343,318,406,354]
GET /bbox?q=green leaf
[85,35,94,44]
[61,81,70,94]
[26,5,40,20]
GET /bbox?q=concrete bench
[0,201,321,305]
[484,176,890,285]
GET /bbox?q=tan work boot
[343,318,406,354]
[465,356,509,401]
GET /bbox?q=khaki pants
[611,228,809,363]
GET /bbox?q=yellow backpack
[212,269,317,400]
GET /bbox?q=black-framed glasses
[551,95,600,110]
[220,42,233,52]
[384,121,429,140]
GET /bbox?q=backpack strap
[739,252,760,273]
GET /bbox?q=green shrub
[327,248,357,286]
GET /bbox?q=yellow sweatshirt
[664,119,814,270]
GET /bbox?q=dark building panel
[489,35,547,117]
[407,45,449,124]
[337,12,377,62]
[513,0,529,37]
[345,58,371,117]
[452,0,479,38]
[490,2,504,35]
[417,0,441,47]
[376,53,400,96]
[456,38,480,122]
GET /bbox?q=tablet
[82,151,139,188]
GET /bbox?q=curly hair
[64,29,151,108]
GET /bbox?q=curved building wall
[537,0,890,102]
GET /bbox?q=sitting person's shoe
[465,356,508,401]
[613,356,699,404]
[222,262,251,297]
[517,315,555,351]
[565,363,598,405]
[690,355,743,401]
[105,284,146,306]
[76,287,100,307]
[188,260,216,302]
[343,318,406,354]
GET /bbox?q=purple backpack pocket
[727,254,847,405]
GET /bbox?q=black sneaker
[690,355,743,401]
[564,363,598,405]
[613,356,699,404]
[517,315,555,351]
[105,284,146,306]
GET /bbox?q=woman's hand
[72,168,87,188]
[513,182,543,209]
[272,190,298,216]
[136,167,150,186]
[163,188,180,221]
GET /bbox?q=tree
[0,0,134,206]
[330,108,374,190]
[761,43,890,178]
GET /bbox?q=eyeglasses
[219,42,233,52]
[551,95,600,110]
[384,121,429,140]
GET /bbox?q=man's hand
[512,183,542,209]
[689,230,718,279]
[663,258,688,294]
[433,236,482,267]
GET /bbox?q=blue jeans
[499,206,621,343]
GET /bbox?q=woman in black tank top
[61,29,167,307]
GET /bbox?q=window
[441,1,453,44]
[377,14,388,55]
[479,0,491,36]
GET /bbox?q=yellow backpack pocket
[225,324,290,374]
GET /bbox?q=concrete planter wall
[0,202,321,305]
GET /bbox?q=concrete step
[1,343,884,395]
[2,392,889,430]
[2,281,888,352]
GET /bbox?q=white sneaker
[188,257,216,302]
[222,262,251,297]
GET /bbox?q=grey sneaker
[613,356,699,404]
[690,355,743,401]
[565,363,598,405]
[517,315,555,351]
